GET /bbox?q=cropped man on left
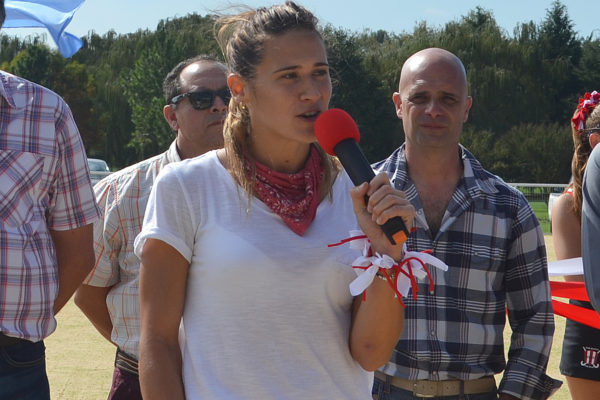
[0,0,101,398]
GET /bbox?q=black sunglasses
[171,88,231,110]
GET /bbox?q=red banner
[550,281,600,329]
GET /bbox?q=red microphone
[314,108,409,245]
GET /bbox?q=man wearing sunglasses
[74,55,228,400]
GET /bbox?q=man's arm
[74,284,114,343]
[499,206,561,400]
[50,224,95,314]
[74,176,122,343]
[583,146,600,312]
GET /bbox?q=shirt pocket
[0,150,44,229]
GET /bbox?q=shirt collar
[0,70,18,108]
[459,144,499,197]
[381,143,498,198]
[166,140,182,163]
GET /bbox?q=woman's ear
[590,132,600,149]
[228,73,247,104]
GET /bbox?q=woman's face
[242,29,332,150]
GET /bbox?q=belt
[115,348,139,376]
[375,371,496,398]
[0,332,29,347]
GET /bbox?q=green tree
[578,35,600,92]
[490,123,572,182]
[51,61,98,154]
[0,5,593,182]
[121,14,222,160]
[75,29,148,167]
[122,47,169,159]
[322,26,401,162]
[537,0,582,123]
[8,44,53,86]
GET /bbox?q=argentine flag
[3,0,85,57]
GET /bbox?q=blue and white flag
[3,0,86,57]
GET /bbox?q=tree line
[0,0,595,183]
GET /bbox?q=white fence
[507,183,568,202]
[507,183,568,232]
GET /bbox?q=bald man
[372,48,561,400]
[74,55,229,400]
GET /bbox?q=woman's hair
[569,97,600,219]
[215,1,338,198]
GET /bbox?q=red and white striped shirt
[0,70,100,341]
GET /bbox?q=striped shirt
[0,70,100,341]
[84,141,180,358]
[373,144,561,400]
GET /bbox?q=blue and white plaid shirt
[373,144,561,400]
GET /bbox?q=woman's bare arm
[139,238,190,400]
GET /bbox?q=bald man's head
[392,47,472,151]
[399,48,468,95]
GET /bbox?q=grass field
[530,201,552,234]
[45,235,571,399]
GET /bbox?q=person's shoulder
[583,146,600,192]
[478,169,525,200]
[151,150,220,187]
[332,169,354,192]
[173,150,219,173]
[552,191,576,217]
[372,146,404,168]
[463,147,528,201]
[99,152,165,185]
[120,152,167,175]
[0,70,35,91]
[372,145,406,179]
[551,191,580,236]
[589,144,600,167]
[0,70,64,107]
[463,147,506,186]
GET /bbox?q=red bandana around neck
[248,145,325,236]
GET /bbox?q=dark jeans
[373,377,498,400]
[0,339,50,400]
[108,349,142,400]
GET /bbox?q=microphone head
[314,108,360,156]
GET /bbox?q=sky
[4,0,599,49]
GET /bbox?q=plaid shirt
[84,141,180,358]
[373,144,561,400]
[0,70,100,341]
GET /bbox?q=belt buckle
[412,381,436,398]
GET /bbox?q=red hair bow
[572,91,600,132]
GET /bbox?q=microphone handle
[334,139,409,245]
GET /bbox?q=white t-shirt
[135,150,373,399]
